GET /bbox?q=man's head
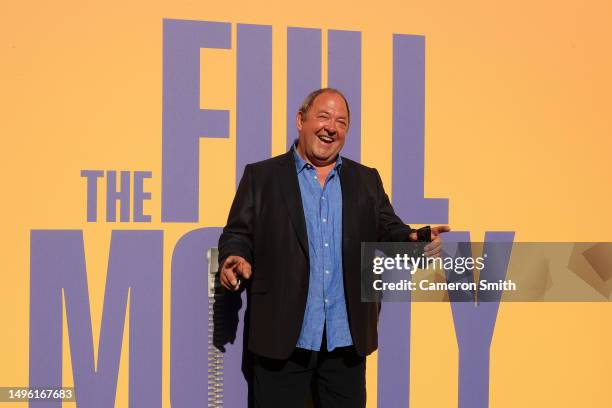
[296,88,350,167]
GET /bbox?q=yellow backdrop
[2,0,611,407]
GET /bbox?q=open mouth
[317,134,334,144]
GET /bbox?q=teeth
[318,135,333,143]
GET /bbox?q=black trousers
[252,344,366,408]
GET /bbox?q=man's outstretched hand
[408,225,451,258]
[219,255,252,291]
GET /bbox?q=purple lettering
[392,34,448,224]
[106,170,131,222]
[133,171,152,222]
[286,27,322,149]
[328,29,361,161]
[29,230,163,407]
[162,19,231,222]
[81,170,103,222]
[236,24,272,184]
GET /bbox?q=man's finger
[223,256,240,268]
[424,238,441,251]
[433,225,451,234]
[221,267,239,288]
[237,260,252,280]
[219,270,231,290]
[425,247,442,258]
[424,238,441,256]
[220,268,231,288]
[424,247,440,257]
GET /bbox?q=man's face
[296,91,349,166]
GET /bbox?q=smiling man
[218,88,449,407]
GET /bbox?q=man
[218,88,449,407]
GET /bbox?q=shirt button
[324,243,329,247]
[324,299,329,303]
[321,196,326,200]
[325,270,330,274]
[322,218,327,223]
[314,175,318,180]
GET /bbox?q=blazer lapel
[339,158,359,255]
[277,151,309,258]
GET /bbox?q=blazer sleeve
[374,168,414,242]
[218,164,255,267]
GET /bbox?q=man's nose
[324,121,337,135]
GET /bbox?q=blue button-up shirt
[293,145,353,351]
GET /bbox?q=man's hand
[418,225,451,258]
[219,255,252,291]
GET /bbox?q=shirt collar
[292,140,342,174]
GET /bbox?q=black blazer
[218,150,413,359]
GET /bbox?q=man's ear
[296,111,304,131]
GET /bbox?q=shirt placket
[321,171,336,347]
[307,165,327,345]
